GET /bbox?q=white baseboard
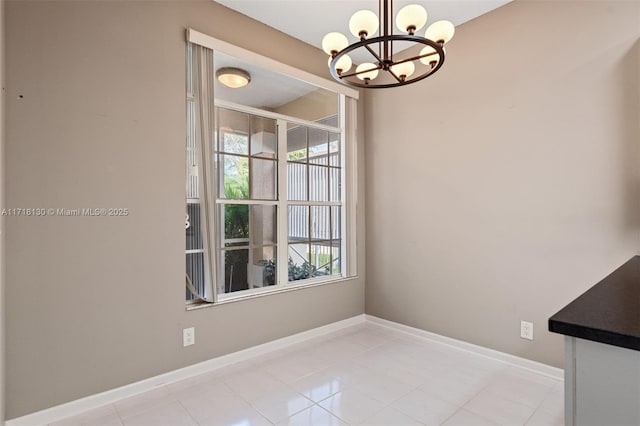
[366,315,564,380]
[6,313,563,426]
[5,314,366,426]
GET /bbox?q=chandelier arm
[388,70,403,83]
[417,51,440,61]
[392,50,440,67]
[338,63,383,79]
[363,43,384,65]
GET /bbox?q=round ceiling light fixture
[216,67,251,89]
[322,0,455,89]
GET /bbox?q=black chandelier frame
[327,0,447,89]
[329,35,445,89]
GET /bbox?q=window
[215,108,278,295]
[185,30,358,304]
[287,121,343,282]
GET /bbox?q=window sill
[185,275,359,311]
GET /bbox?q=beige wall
[365,0,640,368]
[4,0,365,418]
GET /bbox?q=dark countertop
[549,256,640,352]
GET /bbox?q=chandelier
[322,0,455,89]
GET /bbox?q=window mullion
[247,117,254,272]
[342,94,355,277]
[214,121,223,297]
[276,119,289,287]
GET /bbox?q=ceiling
[216,0,512,53]
[214,51,319,108]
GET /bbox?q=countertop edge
[548,318,640,352]
[548,255,640,352]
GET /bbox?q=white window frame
[186,29,359,306]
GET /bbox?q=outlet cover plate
[520,321,534,340]
[183,327,195,347]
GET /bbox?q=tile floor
[50,323,564,426]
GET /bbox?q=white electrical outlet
[183,327,195,347]
[520,321,534,340]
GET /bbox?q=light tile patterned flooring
[51,323,564,426]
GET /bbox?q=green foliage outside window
[224,174,250,292]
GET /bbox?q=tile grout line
[174,398,201,426]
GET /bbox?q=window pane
[311,206,330,241]
[251,205,277,246]
[310,242,331,277]
[222,249,249,293]
[288,243,311,281]
[250,247,277,287]
[222,204,277,248]
[217,108,249,155]
[287,163,307,201]
[222,132,249,155]
[308,128,328,165]
[220,154,249,199]
[287,126,307,162]
[222,204,249,243]
[288,205,309,242]
[221,246,278,293]
[309,165,328,202]
[251,116,277,159]
[251,158,277,200]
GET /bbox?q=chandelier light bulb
[390,61,415,80]
[349,10,379,39]
[419,46,443,66]
[355,63,379,81]
[322,32,349,55]
[425,20,455,44]
[328,54,353,74]
[395,4,427,34]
